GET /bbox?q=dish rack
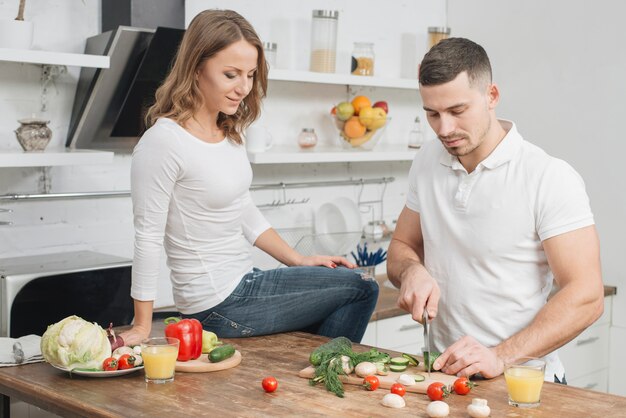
[276,227,363,258]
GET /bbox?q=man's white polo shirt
[406,120,594,380]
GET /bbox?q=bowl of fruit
[331,96,389,150]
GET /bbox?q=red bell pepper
[163,317,203,361]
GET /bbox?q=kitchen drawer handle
[584,383,598,389]
[398,324,421,332]
[576,337,599,346]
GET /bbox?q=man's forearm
[493,282,604,364]
[387,238,423,287]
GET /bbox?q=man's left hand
[433,335,504,378]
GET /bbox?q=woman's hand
[297,255,356,269]
[119,325,151,347]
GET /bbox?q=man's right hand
[397,267,441,323]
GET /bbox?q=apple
[359,106,386,130]
[373,101,389,114]
[336,101,355,121]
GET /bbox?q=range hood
[67,26,185,151]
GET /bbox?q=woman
[120,10,378,346]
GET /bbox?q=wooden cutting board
[175,350,241,373]
[298,364,457,394]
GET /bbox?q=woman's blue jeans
[181,266,379,343]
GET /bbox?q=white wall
[447,0,626,396]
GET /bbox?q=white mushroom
[381,393,406,408]
[426,400,450,417]
[355,361,377,377]
[396,374,416,386]
[467,398,491,417]
[112,346,134,360]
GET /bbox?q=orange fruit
[344,116,367,138]
[351,95,371,116]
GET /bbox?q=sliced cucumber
[389,357,410,367]
[401,353,420,367]
[410,373,425,382]
[389,364,408,372]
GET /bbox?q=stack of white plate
[314,197,363,256]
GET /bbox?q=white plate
[51,364,144,378]
[314,197,362,255]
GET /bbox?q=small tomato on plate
[262,376,278,393]
[117,354,136,370]
[102,357,118,371]
[390,383,406,397]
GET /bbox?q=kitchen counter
[0,331,625,418]
[371,276,618,321]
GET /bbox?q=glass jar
[14,118,52,151]
[407,116,424,149]
[263,42,277,68]
[309,10,339,73]
[297,128,318,149]
[351,42,375,76]
[428,27,451,49]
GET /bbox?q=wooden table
[0,332,625,417]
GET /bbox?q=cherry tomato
[452,376,475,395]
[117,353,136,370]
[102,357,118,371]
[362,375,380,391]
[427,382,450,401]
[262,376,278,393]
[390,383,406,397]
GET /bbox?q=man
[387,37,604,382]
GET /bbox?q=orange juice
[141,337,179,383]
[143,345,178,379]
[505,366,544,405]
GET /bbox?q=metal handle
[399,324,421,332]
[576,336,599,346]
[0,221,12,226]
[584,382,598,389]
[0,208,12,213]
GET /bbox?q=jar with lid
[407,116,424,149]
[351,42,375,76]
[428,27,451,49]
[297,128,318,149]
[263,42,277,68]
[309,10,339,73]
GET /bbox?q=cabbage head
[41,315,111,370]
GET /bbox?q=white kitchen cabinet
[0,48,112,168]
[558,296,612,390]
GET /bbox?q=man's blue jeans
[181,266,379,342]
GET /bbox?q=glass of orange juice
[504,357,546,408]
[141,337,179,384]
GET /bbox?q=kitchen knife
[422,308,430,378]
[423,309,430,378]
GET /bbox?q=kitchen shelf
[0,48,109,68]
[0,149,114,167]
[247,144,416,164]
[268,69,418,90]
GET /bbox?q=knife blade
[423,308,430,378]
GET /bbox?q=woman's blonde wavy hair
[144,9,268,145]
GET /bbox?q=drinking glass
[141,337,179,383]
[504,357,546,408]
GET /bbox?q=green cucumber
[389,364,407,372]
[209,344,235,363]
[423,351,441,371]
[390,357,410,366]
